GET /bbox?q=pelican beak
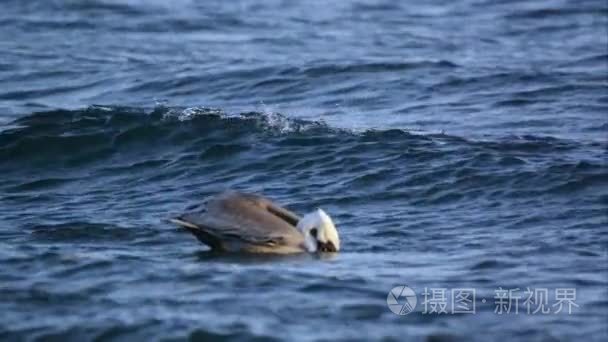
[317,240,337,252]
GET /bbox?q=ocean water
[1,0,607,341]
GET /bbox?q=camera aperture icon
[387,285,417,315]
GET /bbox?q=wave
[4,104,599,142]
[0,105,601,163]
[1,106,604,206]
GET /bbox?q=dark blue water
[1,1,607,341]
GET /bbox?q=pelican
[170,191,340,253]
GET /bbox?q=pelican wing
[174,192,304,251]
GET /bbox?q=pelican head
[296,208,340,253]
